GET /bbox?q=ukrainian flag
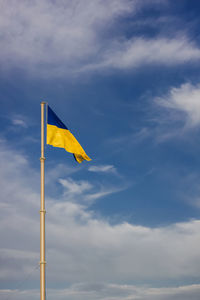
[47,106,91,163]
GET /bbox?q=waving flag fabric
[47,106,91,163]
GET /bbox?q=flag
[47,106,91,163]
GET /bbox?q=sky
[1,0,200,299]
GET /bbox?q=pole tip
[41,101,46,104]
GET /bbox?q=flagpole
[40,102,46,300]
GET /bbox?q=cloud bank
[1,284,200,300]
[0,138,200,300]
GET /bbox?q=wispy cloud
[5,114,29,130]
[59,178,93,196]
[88,164,117,174]
[82,36,200,73]
[58,176,125,203]
[87,184,126,201]
[0,0,133,77]
[0,1,199,77]
[12,119,27,128]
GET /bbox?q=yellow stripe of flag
[47,106,91,163]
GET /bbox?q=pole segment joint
[40,157,46,161]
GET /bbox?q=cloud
[0,0,134,77]
[0,139,200,297]
[87,184,125,200]
[7,114,33,132]
[82,36,200,72]
[58,177,125,202]
[156,82,200,128]
[45,163,79,185]
[0,1,200,77]
[59,178,93,195]
[88,164,117,174]
[12,119,27,128]
[1,284,200,300]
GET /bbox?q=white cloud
[88,164,117,174]
[87,184,125,200]
[58,177,125,202]
[1,284,200,300]
[59,178,93,195]
[0,1,199,77]
[83,37,200,72]
[0,139,200,298]
[0,0,133,77]
[12,119,27,128]
[156,82,200,127]
[46,284,200,300]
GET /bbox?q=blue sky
[1,0,200,299]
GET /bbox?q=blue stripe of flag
[47,106,68,130]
